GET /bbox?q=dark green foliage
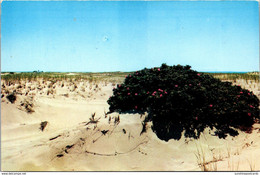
[107,64,259,141]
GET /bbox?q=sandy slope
[1,79,260,171]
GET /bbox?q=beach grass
[1,72,129,84]
[1,71,259,85]
[204,72,259,82]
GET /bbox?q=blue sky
[1,1,259,72]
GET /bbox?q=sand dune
[1,79,260,171]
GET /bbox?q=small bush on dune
[6,93,17,104]
[107,64,259,141]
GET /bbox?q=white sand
[1,79,260,171]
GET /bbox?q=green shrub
[107,64,259,141]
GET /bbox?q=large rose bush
[107,64,259,141]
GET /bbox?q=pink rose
[175,85,178,88]
[160,94,163,97]
[197,73,200,76]
[209,104,213,107]
[248,113,251,116]
[135,106,138,109]
[135,93,138,96]
[127,87,129,90]
[240,92,243,94]
[158,68,160,71]
[164,91,167,94]
[128,93,130,95]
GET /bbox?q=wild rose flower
[189,84,192,86]
[175,85,178,87]
[237,95,240,98]
[135,106,138,109]
[197,73,200,76]
[153,91,157,94]
[147,91,150,94]
[209,104,213,107]
[164,91,167,94]
[127,87,129,90]
[195,116,198,121]
[128,93,130,95]
[118,85,121,87]
[248,113,251,116]
[248,93,251,95]
[240,92,243,94]
[158,68,160,71]
[160,94,163,97]
[135,93,138,96]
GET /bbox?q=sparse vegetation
[19,97,35,113]
[40,121,48,131]
[1,72,129,84]
[88,113,100,124]
[6,93,16,103]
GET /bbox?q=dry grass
[246,157,256,171]
[194,140,259,171]
[1,72,129,85]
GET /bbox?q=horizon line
[1,70,259,74]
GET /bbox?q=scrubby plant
[107,64,259,141]
[6,93,17,103]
